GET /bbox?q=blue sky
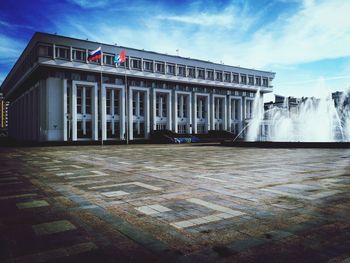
[1,0,350,101]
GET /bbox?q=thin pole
[100,49,103,146]
[125,59,128,144]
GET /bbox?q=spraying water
[246,84,350,142]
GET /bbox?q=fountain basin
[221,140,350,148]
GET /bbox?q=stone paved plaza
[0,144,350,262]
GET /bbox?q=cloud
[67,0,114,9]
[0,34,24,60]
[157,7,237,28]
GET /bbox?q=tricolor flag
[88,46,102,61]
[114,50,126,65]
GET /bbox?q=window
[155,62,165,73]
[216,71,223,81]
[197,68,205,79]
[38,44,53,57]
[187,67,195,78]
[106,90,111,114]
[103,54,114,65]
[178,65,186,76]
[248,76,254,85]
[167,64,175,75]
[114,90,119,115]
[73,48,86,62]
[206,70,214,80]
[240,75,247,84]
[143,60,153,71]
[231,99,240,120]
[156,93,167,117]
[246,100,253,119]
[255,77,261,86]
[224,72,231,82]
[131,58,141,69]
[263,78,268,87]
[55,46,70,60]
[232,74,239,83]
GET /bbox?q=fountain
[246,86,350,142]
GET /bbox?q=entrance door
[155,92,168,131]
[196,96,208,133]
[106,88,121,139]
[132,90,145,138]
[177,94,190,134]
[214,97,225,130]
[76,85,93,139]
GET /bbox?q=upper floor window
[216,71,223,81]
[255,77,261,86]
[240,74,247,84]
[131,58,141,69]
[155,62,165,73]
[38,44,53,57]
[224,72,231,82]
[206,70,214,80]
[187,67,195,78]
[103,54,114,65]
[178,65,186,76]
[167,64,175,75]
[197,68,205,79]
[232,74,239,83]
[55,46,70,60]
[143,60,153,71]
[73,48,86,62]
[263,78,268,87]
[248,76,254,85]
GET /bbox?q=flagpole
[100,47,103,146]
[125,58,128,145]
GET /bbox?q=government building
[1,32,275,142]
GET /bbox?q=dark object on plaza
[195,130,238,142]
[222,140,350,148]
[150,130,197,143]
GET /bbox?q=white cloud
[0,34,24,60]
[157,7,236,27]
[68,0,113,9]
[53,0,350,97]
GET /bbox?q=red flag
[119,50,126,63]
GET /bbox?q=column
[173,91,177,132]
[167,92,172,131]
[92,84,98,140]
[152,90,157,130]
[223,97,227,130]
[101,84,107,140]
[145,90,150,138]
[228,98,232,132]
[211,94,215,130]
[63,79,68,141]
[206,95,210,132]
[192,94,197,134]
[120,86,125,140]
[128,88,133,140]
[71,82,77,141]
[187,94,192,134]
[111,89,115,136]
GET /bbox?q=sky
[1,0,350,101]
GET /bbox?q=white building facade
[1,32,275,142]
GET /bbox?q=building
[1,32,275,142]
[0,92,9,129]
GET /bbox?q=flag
[114,50,126,65]
[88,46,102,61]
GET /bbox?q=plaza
[0,144,350,262]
